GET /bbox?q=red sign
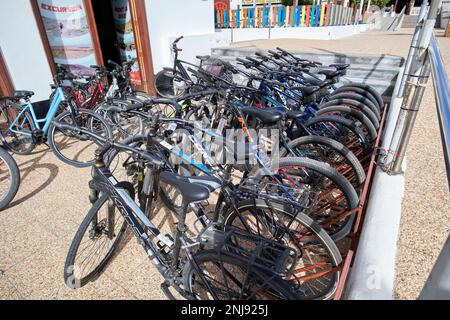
[40,4,82,12]
[214,0,230,10]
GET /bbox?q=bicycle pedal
[157,234,174,254]
[31,129,44,143]
[160,283,177,300]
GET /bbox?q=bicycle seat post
[170,201,189,271]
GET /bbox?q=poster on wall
[37,0,97,75]
[110,0,141,84]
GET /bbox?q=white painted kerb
[345,69,406,299]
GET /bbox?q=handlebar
[173,36,184,44]
[52,121,165,167]
[107,60,121,69]
[254,52,270,62]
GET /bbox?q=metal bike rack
[333,102,389,299]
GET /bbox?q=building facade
[0,0,215,99]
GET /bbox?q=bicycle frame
[8,87,66,136]
[83,79,103,109]
[91,163,219,299]
[93,164,174,270]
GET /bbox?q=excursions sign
[40,4,83,13]
[37,0,97,74]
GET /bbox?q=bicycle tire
[48,109,113,168]
[327,93,380,121]
[304,115,372,156]
[154,69,187,99]
[252,157,359,241]
[0,103,36,155]
[0,147,20,211]
[64,193,127,288]
[279,135,366,187]
[315,105,378,142]
[93,100,144,138]
[183,250,299,300]
[222,198,342,299]
[319,98,379,129]
[338,83,384,110]
[332,86,379,110]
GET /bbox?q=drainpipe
[385,0,442,174]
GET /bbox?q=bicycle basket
[238,177,317,209]
[203,60,234,83]
[199,226,298,278]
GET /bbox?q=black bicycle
[153,36,223,99]
[59,123,303,300]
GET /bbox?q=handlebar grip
[276,47,289,55]
[245,56,261,65]
[108,60,120,68]
[236,57,249,64]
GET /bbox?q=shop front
[30,0,155,93]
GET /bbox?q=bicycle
[58,122,303,300]
[96,111,348,298]
[153,36,223,99]
[0,81,113,168]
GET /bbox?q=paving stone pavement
[0,28,449,300]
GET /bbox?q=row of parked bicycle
[0,37,384,300]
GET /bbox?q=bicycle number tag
[167,123,177,132]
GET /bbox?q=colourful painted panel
[305,6,310,27]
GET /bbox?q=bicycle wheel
[304,115,372,159]
[315,105,378,142]
[0,103,36,155]
[48,109,113,168]
[64,193,127,288]
[319,98,379,129]
[0,147,20,211]
[332,86,380,111]
[327,93,380,120]
[93,100,144,139]
[183,250,298,300]
[336,83,384,110]
[279,135,366,187]
[154,68,188,99]
[252,157,360,241]
[222,199,342,300]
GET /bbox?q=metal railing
[429,34,450,190]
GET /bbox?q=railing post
[385,0,442,174]
[397,1,429,98]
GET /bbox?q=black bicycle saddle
[159,172,220,204]
[13,90,34,99]
[239,107,283,124]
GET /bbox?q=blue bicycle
[0,80,112,168]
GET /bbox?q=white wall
[145,0,216,72]
[0,0,53,101]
